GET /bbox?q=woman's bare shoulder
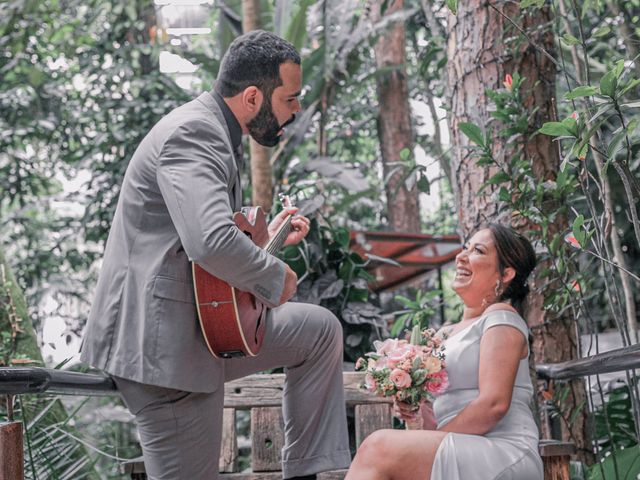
[484,302,518,315]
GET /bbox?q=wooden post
[0,421,23,480]
[251,407,284,472]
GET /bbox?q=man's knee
[305,304,342,343]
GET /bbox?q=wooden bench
[120,371,575,480]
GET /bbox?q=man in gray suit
[80,30,350,480]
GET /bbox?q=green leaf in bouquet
[410,325,422,345]
[413,356,423,370]
[412,369,428,385]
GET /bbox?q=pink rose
[374,338,407,355]
[426,371,449,395]
[365,373,377,392]
[390,368,412,389]
[423,356,442,374]
[388,344,419,364]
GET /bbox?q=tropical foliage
[1,0,639,477]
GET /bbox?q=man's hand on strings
[268,207,310,246]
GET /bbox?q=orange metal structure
[349,231,462,292]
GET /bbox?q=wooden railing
[1,343,639,480]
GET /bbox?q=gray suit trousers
[114,302,351,479]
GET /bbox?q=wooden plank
[354,403,393,447]
[536,344,640,380]
[220,470,347,479]
[219,408,238,473]
[538,440,576,457]
[0,421,23,480]
[251,407,284,472]
[224,372,391,408]
[119,457,145,474]
[542,456,571,480]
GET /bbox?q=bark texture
[446,0,590,458]
[242,0,274,212]
[372,0,421,233]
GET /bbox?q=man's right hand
[277,265,298,305]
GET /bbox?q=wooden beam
[0,421,23,480]
[536,344,640,380]
[223,372,391,409]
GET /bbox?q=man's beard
[247,97,295,147]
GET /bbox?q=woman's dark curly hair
[487,223,537,316]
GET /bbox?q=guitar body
[192,207,270,359]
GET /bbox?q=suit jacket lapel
[196,92,243,211]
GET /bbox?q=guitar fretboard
[265,215,293,255]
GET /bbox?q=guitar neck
[265,215,293,255]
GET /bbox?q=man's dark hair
[215,30,300,100]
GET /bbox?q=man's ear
[241,86,263,114]
[502,266,516,285]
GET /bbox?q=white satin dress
[431,310,544,480]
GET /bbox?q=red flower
[503,74,513,91]
[564,233,581,249]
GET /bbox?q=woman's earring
[494,279,502,298]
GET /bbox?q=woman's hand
[268,207,310,246]
[393,399,437,430]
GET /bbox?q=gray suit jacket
[80,92,287,392]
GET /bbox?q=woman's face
[452,228,503,308]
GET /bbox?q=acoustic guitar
[192,196,294,359]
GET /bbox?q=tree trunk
[372,0,421,233]
[446,0,591,459]
[242,0,273,212]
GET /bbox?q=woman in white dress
[345,224,544,480]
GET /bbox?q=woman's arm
[438,324,526,435]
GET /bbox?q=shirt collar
[211,89,242,153]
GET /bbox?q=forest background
[1,0,639,478]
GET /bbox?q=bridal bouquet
[355,325,448,428]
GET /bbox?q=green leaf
[562,33,581,46]
[27,68,45,87]
[284,0,314,51]
[488,171,510,185]
[618,79,640,97]
[409,325,421,345]
[600,70,618,98]
[587,445,640,479]
[459,122,485,146]
[607,129,627,159]
[50,24,73,44]
[572,215,586,247]
[565,86,598,100]
[446,0,457,14]
[614,59,625,78]
[417,175,430,194]
[620,100,640,109]
[593,26,611,37]
[125,4,137,21]
[520,0,545,7]
[538,121,574,137]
